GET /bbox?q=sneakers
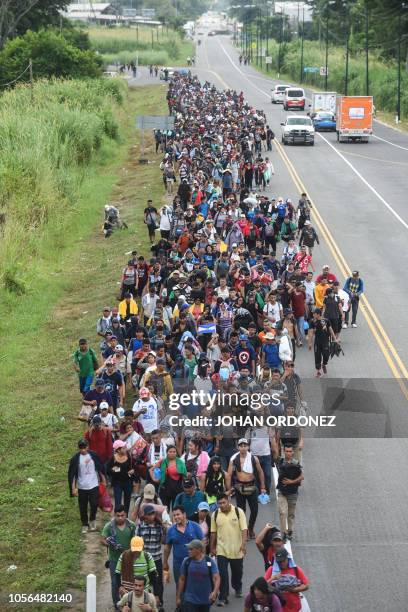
[235,591,243,598]
[89,521,97,532]
[351,323,357,328]
[217,599,228,607]
[315,370,322,378]
[342,322,348,329]
[81,525,88,534]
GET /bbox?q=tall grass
[257,39,408,116]
[0,78,126,294]
[88,26,194,66]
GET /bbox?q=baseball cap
[92,415,102,424]
[113,439,126,450]
[156,358,166,365]
[139,387,150,398]
[95,378,105,387]
[275,548,289,562]
[187,539,205,551]
[115,344,124,352]
[198,501,210,512]
[272,531,284,541]
[265,332,275,340]
[304,220,311,225]
[183,478,195,488]
[143,483,156,500]
[100,401,109,411]
[143,504,156,515]
[130,536,144,552]
[238,438,249,446]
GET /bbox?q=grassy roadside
[0,83,167,609]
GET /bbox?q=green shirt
[101,520,135,564]
[116,550,156,588]
[184,356,197,381]
[73,347,97,377]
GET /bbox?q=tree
[0,0,68,49]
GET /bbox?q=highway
[181,25,408,612]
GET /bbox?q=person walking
[343,270,364,328]
[308,308,337,377]
[244,577,283,612]
[210,493,247,606]
[68,439,106,534]
[275,445,304,542]
[73,338,99,395]
[107,440,135,515]
[117,575,157,612]
[116,536,157,597]
[176,539,220,612]
[102,505,136,608]
[136,504,166,612]
[164,505,203,585]
[225,438,266,538]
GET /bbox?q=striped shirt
[116,550,156,590]
[136,522,164,561]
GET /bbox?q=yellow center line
[194,55,408,395]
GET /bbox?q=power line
[0,62,31,88]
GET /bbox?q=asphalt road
[178,26,408,612]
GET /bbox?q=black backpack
[127,590,149,605]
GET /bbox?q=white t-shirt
[132,398,158,433]
[304,280,316,303]
[101,413,118,429]
[159,207,172,230]
[77,453,99,490]
[263,302,281,327]
[337,288,350,312]
[245,426,271,457]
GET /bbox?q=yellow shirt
[210,505,247,559]
[314,283,327,309]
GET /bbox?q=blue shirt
[262,343,281,368]
[166,521,204,568]
[181,556,219,604]
[174,491,206,518]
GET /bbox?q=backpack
[183,555,214,592]
[214,506,240,525]
[127,590,149,606]
[264,223,275,237]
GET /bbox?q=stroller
[103,204,128,238]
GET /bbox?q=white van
[283,87,306,111]
[271,84,292,104]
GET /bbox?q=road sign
[303,66,319,73]
[320,66,328,76]
[136,115,175,130]
[265,56,272,64]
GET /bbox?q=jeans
[173,562,181,587]
[109,558,120,605]
[235,488,259,531]
[78,486,99,526]
[79,374,94,395]
[295,316,305,342]
[277,492,298,535]
[183,604,211,612]
[113,481,132,515]
[154,557,164,603]
[314,343,330,370]
[216,556,243,600]
[257,455,272,493]
[345,296,359,324]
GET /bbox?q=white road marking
[373,134,408,152]
[317,133,408,230]
[218,39,408,231]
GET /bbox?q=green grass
[0,83,167,609]
[243,38,408,120]
[89,26,195,66]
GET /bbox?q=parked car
[281,115,315,145]
[271,84,292,104]
[313,111,336,131]
[159,67,175,80]
[283,87,306,111]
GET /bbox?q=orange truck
[336,95,373,142]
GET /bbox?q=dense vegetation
[0,78,124,294]
[234,0,408,117]
[88,26,195,67]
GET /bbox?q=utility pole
[397,11,402,122]
[256,8,259,65]
[345,25,350,95]
[325,7,329,91]
[29,58,34,102]
[266,8,269,72]
[365,0,369,95]
[278,9,283,77]
[300,6,304,83]
[259,7,263,68]
[151,28,154,50]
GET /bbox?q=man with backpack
[265,547,309,612]
[210,493,247,606]
[176,539,220,612]
[102,505,136,608]
[117,575,157,612]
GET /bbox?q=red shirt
[264,566,309,612]
[291,291,306,318]
[85,428,113,464]
[316,272,337,284]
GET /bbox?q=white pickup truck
[281,115,315,146]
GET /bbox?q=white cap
[100,401,109,410]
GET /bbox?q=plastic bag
[98,483,113,512]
